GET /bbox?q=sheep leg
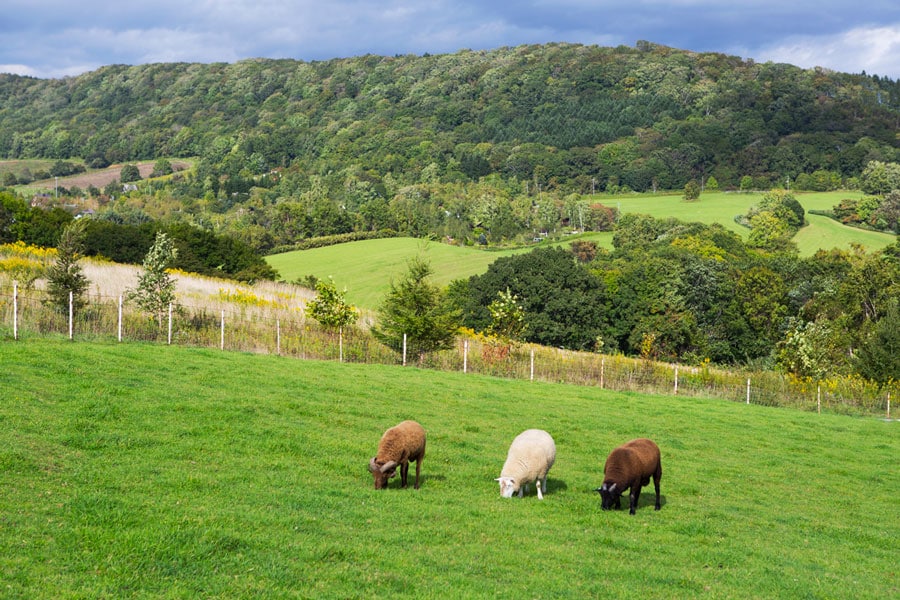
[629,484,641,515]
[653,464,662,510]
[400,461,409,488]
[413,458,421,489]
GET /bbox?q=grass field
[266,190,897,311]
[2,339,897,598]
[266,238,526,310]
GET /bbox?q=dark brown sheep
[595,438,662,515]
[368,420,426,489]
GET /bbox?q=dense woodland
[2,42,900,251]
[1,42,899,379]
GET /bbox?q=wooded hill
[2,41,899,194]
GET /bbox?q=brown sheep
[368,420,426,489]
[595,438,662,515]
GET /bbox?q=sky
[2,1,899,80]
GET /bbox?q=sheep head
[596,482,622,510]
[369,457,399,489]
[496,476,517,498]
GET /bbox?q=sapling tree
[373,256,460,363]
[487,287,526,345]
[45,218,89,315]
[128,231,178,330]
[307,277,358,329]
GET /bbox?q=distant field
[3,159,194,195]
[2,339,896,598]
[266,190,896,310]
[267,238,526,309]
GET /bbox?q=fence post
[888,393,892,420]
[339,326,343,363]
[463,339,468,373]
[13,280,18,340]
[600,357,604,389]
[746,378,751,404]
[402,333,407,366]
[69,291,73,340]
[118,295,123,342]
[220,310,225,350]
[530,348,535,381]
[817,385,821,414]
[674,367,679,395]
[276,319,281,355]
[168,303,173,345]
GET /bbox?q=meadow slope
[266,190,897,311]
[1,339,896,598]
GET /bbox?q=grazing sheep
[496,429,556,499]
[368,420,426,490]
[595,438,662,515]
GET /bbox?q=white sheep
[496,429,556,499]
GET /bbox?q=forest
[1,42,898,380]
[2,42,900,251]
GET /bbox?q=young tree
[372,256,460,363]
[683,180,701,202]
[128,231,178,330]
[486,287,526,344]
[120,164,142,184]
[44,218,90,315]
[307,277,358,329]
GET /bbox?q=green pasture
[2,339,896,598]
[266,190,896,311]
[266,238,525,310]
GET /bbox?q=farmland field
[1,339,896,598]
[266,190,897,311]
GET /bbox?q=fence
[1,282,895,419]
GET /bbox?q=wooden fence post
[339,326,343,363]
[402,333,407,366]
[600,357,604,389]
[13,280,18,340]
[746,378,751,404]
[68,291,73,340]
[463,339,468,373]
[168,303,173,345]
[817,385,821,414]
[530,348,535,381]
[674,367,679,395]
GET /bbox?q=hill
[2,43,898,193]
[2,339,896,598]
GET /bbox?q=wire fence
[1,283,895,419]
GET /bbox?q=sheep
[368,420,426,490]
[496,429,556,499]
[595,438,662,515]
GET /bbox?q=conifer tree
[45,218,89,315]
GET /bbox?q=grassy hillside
[266,238,526,310]
[266,190,897,310]
[2,339,896,598]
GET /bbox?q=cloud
[1,1,899,79]
[750,24,900,77]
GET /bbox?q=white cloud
[751,24,900,77]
